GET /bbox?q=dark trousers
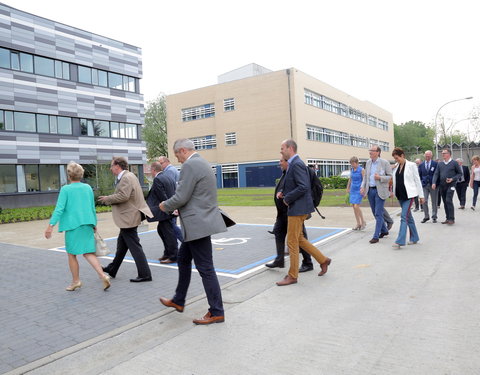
[173,236,224,317]
[440,183,456,221]
[455,181,468,207]
[273,215,312,266]
[171,217,183,243]
[157,220,178,261]
[107,227,151,278]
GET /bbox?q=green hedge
[0,205,112,224]
[320,176,348,189]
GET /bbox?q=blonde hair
[472,155,480,163]
[349,156,359,164]
[67,161,84,181]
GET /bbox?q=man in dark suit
[455,158,470,209]
[432,149,463,225]
[159,138,227,325]
[98,157,153,282]
[265,158,314,272]
[146,161,178,264]
[275,139,331,286]
[418,150,438,223]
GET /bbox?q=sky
[9,0,480,138]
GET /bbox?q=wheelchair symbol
[212,238,251,245]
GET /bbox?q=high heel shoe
[360,223,366,230]
[102,275,111,291]
[66,281,82,291]
[392,244,401,250]
[352,225,361,230]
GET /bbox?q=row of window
[306,159,352,178]
[304,89,389,131]
[190,132,238,150]
[181,98,236,122]
[0,109,139,139]
[0,47,138,93]
[306,124,390,151]
[0,163,141,194]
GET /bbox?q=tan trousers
[287,215,327,278]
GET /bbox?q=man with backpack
[265,158,314,271]
[276,139,332,286]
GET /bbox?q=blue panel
[241,162,281,187]
[216,165,222,188]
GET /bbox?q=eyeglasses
[369,149,378,152]
[441,152,449,155]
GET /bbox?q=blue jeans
[367,188,387,239]
[395,199,420,246]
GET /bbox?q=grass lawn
[217,187,398,207]
[217,187,351,206]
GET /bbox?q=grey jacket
[162,153,226,242]
[361,157,392,200]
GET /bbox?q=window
[224,98,235,111]
[34,56,55,77]
[368,116,377,127]
[80,119,94,136]
[10,51,20,70]
[125,123,137,139]
[225,132,237,145]
[95,120,110,137]
[20,53,33,73]
[98,70,108,87]
[54,61,70,79]
[49,116,57,134]
[62,62,70,80]
[5,111,13,130]
[39,165,60,191]
[111,122,120,137]
[0,48,9,69]
[181,103,215,122]
[37,114,49,133]
[0,165,16,193]
[78,66,92,84]
[14,112,36,132]
[191,135,217,150]
[25,165,40,192]
[57,117,72,135]
[0,110,3,130]
[108,72,123,90]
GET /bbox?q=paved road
[2,196,480,374]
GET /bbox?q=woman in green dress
[44,162,111,291]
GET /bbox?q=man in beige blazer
[98,157,153,282]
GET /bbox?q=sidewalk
[3,196,480,374]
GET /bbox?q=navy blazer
[146,172,176,222]
[418,160,438,187]
[282,155,314,216]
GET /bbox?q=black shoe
[421,218,430,223]
[102,267,116,278]
[379,232,389,238]
[265,261,284,268]
[387,222,393,231]
[432,219,437,223]
[369,238,379,244]
[130,276,152,282]
[299,264,314,273]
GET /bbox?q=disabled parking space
[55,224,349,279]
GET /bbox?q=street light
[434,96,473,159]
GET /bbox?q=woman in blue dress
[44,162,111,291]
[346,156,366,230]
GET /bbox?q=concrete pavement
[2,193,480,374]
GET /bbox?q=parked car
[339,170,351,178]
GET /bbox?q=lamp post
[434,96,473,159]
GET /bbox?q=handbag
[95,231,109,256]
[219,208,236,227]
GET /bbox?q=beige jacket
[101,171,152,229]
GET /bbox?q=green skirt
[65,225,96,255]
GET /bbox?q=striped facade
[0,4,146,208]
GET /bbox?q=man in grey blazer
[360,145,392,243]
[159,139,227,325]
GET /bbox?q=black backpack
[307,167,325,219]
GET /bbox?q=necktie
[426,162,430,171]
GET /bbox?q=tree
[143,94,168,160]
[394,120,435,158]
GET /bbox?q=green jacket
[50,182,97,232]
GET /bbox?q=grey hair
[456,158,463,163]
[173,138,195,152]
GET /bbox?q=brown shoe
[160,259,176,264]
[447,220,455,225]
[193,312,225,325]
[158,256,168,261]
[318,258,332,276]
[276,275,298,286]
[159,297,184,313]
